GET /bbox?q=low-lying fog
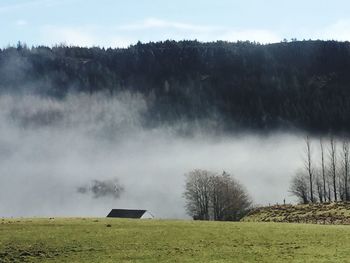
[0,92,304,218]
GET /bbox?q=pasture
[1,218,349,262]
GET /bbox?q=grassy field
[242,202,350,224]
[1,218,350,262]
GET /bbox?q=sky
[1,0,350,47]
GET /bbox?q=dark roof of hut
[106,209,147,219]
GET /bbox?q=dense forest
[1,40,350,133]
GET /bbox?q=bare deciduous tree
[320,138,327,202]
[184,169,251,221]
[222,176,251,221]
[342,140,349,201]
[184,169,212,220]
[289,169,309,204]
[304,136,314,202]
[211,172,251,221]
[210,173,228,220]
[315,169,324,203]
[329,137,338,201]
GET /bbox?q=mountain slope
[2,40,350,133]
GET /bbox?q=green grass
[1,218,350,262]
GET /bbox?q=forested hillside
[1,40,350,133]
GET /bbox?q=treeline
[2,40,350,132]
[290,136,350,204]
[183,170,251,221]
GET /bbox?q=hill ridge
[242,202,350,224]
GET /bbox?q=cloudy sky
[1,0,350,47]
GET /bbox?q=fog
[0,92,305,218]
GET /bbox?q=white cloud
[41,26,95,46]
[39,18,282,48]
[108,36,136,48]
[317,19,350,41]
[0,0,55,13]
[219,29,281,44]
[34,18,350,47]
[16,19,28,26]
[40,25,135,47]
[119,18,281,44]
[119,18,219,33]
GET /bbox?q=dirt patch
[0,243,61,262]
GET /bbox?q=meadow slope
[1,218,350,262]
[242,202,350,224]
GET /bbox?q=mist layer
[0,92,303,218]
